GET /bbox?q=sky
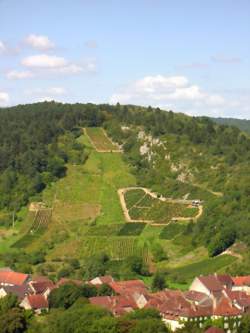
[0,0,250,119]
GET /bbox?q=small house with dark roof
[20,294,48,314]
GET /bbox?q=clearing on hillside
[85,127,122,152]
[119,187,200,224]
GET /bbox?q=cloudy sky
[0,0,249,118]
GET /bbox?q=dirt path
[118,187,203,224]
[84,128,122,153]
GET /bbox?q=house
[29,279,55,299]
[232,276,250,294]
[189,275,226,298]
[20,294,48,314]
[89,295,137,316]
[109,280,148,296]
[90,275,114,286]
[0,270,29,287]
[0,284,30,300]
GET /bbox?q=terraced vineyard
[12,209,52,248]
[85,127,121,152]
[124,188,199,224]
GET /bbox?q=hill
[0,102,249,285]
[212,117,250,134]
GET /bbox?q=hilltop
[0,102,249,287]
[212,117,250,134]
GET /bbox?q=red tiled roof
[1,284,30,300]
[30,280,55,294]
[233,276,250,286]
[109,280,148,295]
[198,275,223,292]
[27,295,48,309]
[213,296,241,316]
[205,328,225,333]
[89,295,137,315]
[184,290,209,303]
[216,274,233,286]
[0,271,29,286]
[56,278,83,287]
[98,275,114,284]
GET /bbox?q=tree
[152,271,166,291]
[98,284,113,296]
[0,294,19,314]
[130,319,169,333]
[0,308,27,333]
[238,315,250,333]
[48,284,83,309]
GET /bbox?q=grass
[159,223,186,240]
[168,254,236,283]
[85,127,120,151]
[19,131,136,259]
[118,223,146,236]
[125,189,198,223]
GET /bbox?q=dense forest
[0,102,250,268]
[212,117,250,134]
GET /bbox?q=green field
[85,127,121,151]
[0,127,239,283]
[124,189,198,224]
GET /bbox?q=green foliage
[0,294,19,315]
[208,227,236,256]
[48,284,84,309]
[0,308,27,333]
[159,223,185,240]
[118,223,146,236]
[151,271,167,291]
[238,315,250,333]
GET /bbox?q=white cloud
[110,75,229,117]
[22,54,67,68]
[0,41,7,54]
[25,87,66,96]
[21,54,96,76]
[55,64,83,74]
[6,70,34,80]
[0,91,10,106]
[25,34,54,50]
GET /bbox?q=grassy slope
[0,128,239,285]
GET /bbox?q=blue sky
[0,0,249,118]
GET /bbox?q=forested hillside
[0,102,250,277]
[212,117,250,134]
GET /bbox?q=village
[1,267,250,333]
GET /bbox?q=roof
[213,296,241,316]
[109,280,148,295]
[26,295,48,309]
[205,328,225,333]
[30,280,55,294]
[0,271,29,286]
[233,276,250,286]
[91,275,114,285]
[89,295,137,315]
[0,284,30,300]
[216,274,233,286]
[198,275,224,292]
[184,290,209,303]
[56,278,84,287]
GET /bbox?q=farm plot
[159,223,186,240]
[49,236,149,262]
[118,223,146,236]
[85,127,122,152]
[122,188,199,224]
[12,209,52,248]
